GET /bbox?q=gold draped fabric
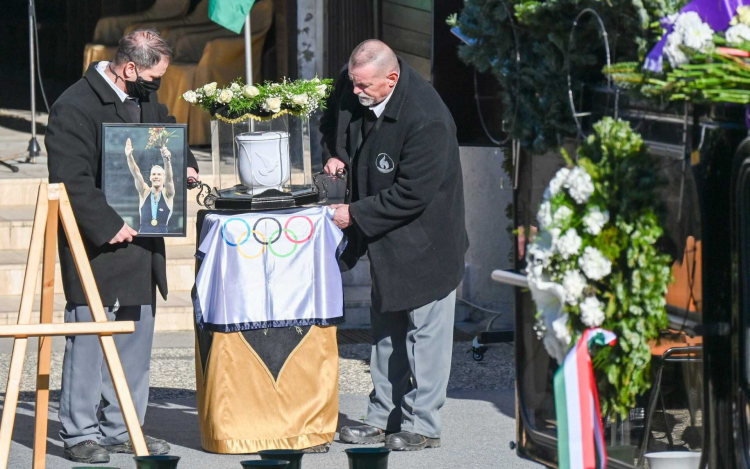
[195,326,339,454]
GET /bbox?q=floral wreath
[526,117,674,417]
[182,77,335,122]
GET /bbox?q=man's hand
[160,147,172,162]
[324,157,346,177]
[330,204,352,229]
[187,167,199,185]
[109,223,138,244]
[125,138,133,157]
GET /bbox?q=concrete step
[0,286,372,331]
[0,205,199,250]
[0,244,198,296]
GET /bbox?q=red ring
[284,215,314,243]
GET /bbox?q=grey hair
[113,29,173,69]
[348,39,399,75]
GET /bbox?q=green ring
[267,229,299,258]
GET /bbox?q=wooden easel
[0,183,148,469]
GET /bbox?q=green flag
[209,0,256,34]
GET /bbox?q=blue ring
[221,218,251,247]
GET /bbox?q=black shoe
[385,431,441,451]
[103,435,171,455]
[64,440,110,463]
[339,425,386,444]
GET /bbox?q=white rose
[315,84,327,97]
[579,246,612,281]
[230,82,241,92]
[726,24,750,44]
[544,167,570,200]
[242,85,260,98]
[291,93,309,106]
[182,90,198,104]
[553,205,573,227]
[537,201,553,229]
[555,229,582,260]
[583,207,610,235]
[562,270,587,305]
[203,82,217,96]
[217,89,233,104]
[564,167,595,204]
[312,77,320,83]
[263,96,282,113]
[579,296,605,327]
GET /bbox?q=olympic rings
[267,229,299,258]
[252,217,282,245]
[236,231,266,259]
[221,218,251,246]
[284,216,314,244]
[220,215,314,259]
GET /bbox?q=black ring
[252,217,283,245]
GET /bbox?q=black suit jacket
[320,59,468,312]
[46,62,198,307]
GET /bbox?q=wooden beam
[32,186,59,469]
[57,185,149,456]
[0,184,49,469]
[0,322,136,338]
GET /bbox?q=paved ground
[0,333,541,469]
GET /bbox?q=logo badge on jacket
[376,153,395,173]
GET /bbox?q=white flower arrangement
[726,23,750,45]
[182,77,334,123]
[525,118,673,418]
[664,12,715,69]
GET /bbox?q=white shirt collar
[368,83,396,118]
[96,61,130,103]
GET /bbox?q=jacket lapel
[141,95,159,123]
[84,62,134,124]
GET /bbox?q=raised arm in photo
[126,138,149,196]
[161,146,175,199]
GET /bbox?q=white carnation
[230,82,241,92]
[675,12,714,52]
[665,33,689,69]
[537,201,553,229]
[315,84,327,96]
[726,24,750,44]
[579,296,605,327]
[202,82,217,96]
[217,89,233,104]
[263,96,282,113]
[182,90,198,104]
[583,207,610,235]
[291,93,309,106]
[562,270,587,305]
[564,167,595,204]
[243,85,260,98]
[551,314,571,345]
[553,205,574,227]
[555,229,582,260]
[579,247,612,281]
[544,167,570,200]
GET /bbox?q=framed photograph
[102,123,188,237]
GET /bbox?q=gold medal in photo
[151,219,158,226]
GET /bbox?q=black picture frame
[101,123,188,237]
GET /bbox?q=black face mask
[110,63,161,99]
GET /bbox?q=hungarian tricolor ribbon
[554,328,617,469]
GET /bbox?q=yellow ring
[236,231,266,259]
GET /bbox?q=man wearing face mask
[46,30,198,464]
[320,40,467,451]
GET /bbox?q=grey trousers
[364,290,456,438]
[58,302,155,447]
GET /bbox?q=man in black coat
[46,30,198,463]
[320,40,468,451]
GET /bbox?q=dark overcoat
[320,59,468,313]
[46,62,198,307]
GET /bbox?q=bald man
[125,138,175,234]
[320,40,468,451]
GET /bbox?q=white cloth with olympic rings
[193,206,346,331]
